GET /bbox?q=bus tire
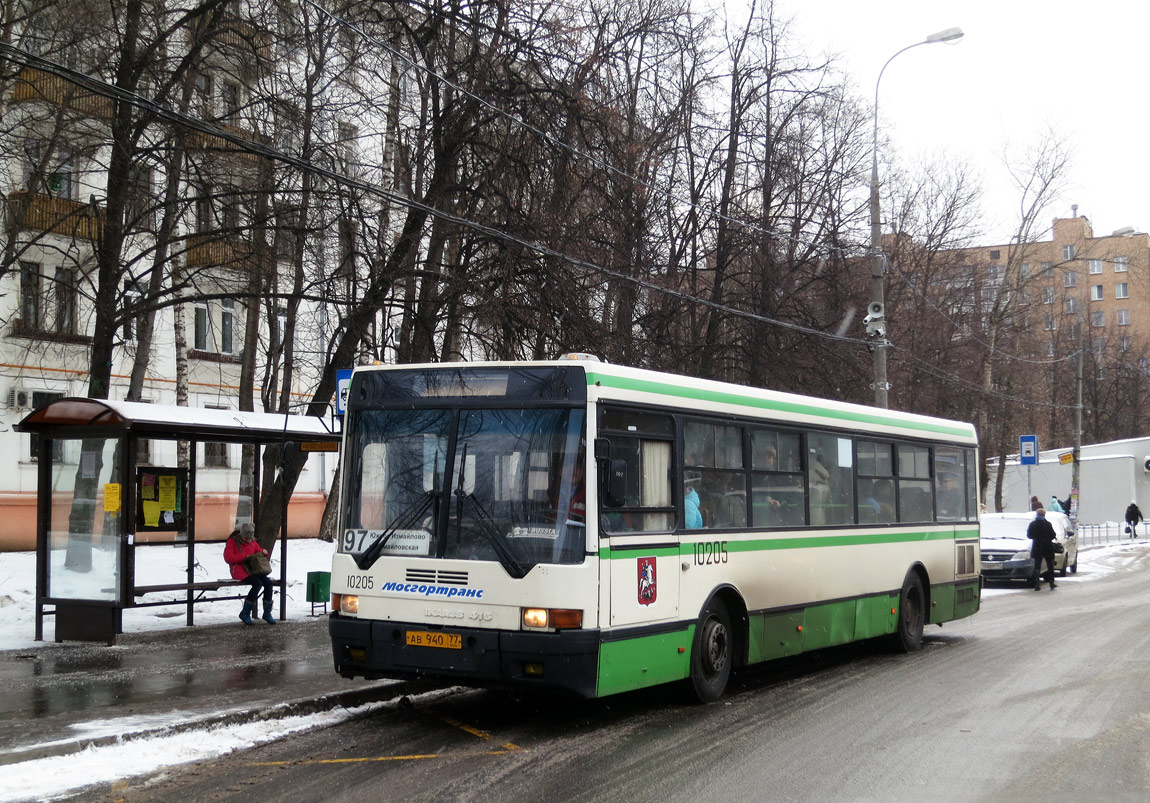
[689,598,732,703]
[890,572,925,653]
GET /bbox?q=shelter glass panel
[48,437,122,602]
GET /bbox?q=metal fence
[1076,521,1149,546]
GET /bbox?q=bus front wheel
[890,572,925,653]
[689,599,732,703]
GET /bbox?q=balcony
[184,233,256,268]
[6,191,103,242]
[183,122,271,161]
[9,67,114,120]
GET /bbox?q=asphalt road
[89,547,1150,803]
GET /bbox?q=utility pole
[1071,336,1084,526]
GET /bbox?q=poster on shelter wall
[135,467,188,534]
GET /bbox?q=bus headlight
[522,608,582,630]
[339,594,359,614]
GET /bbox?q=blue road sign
[1019,434,1038,466]
[336,368,353,416]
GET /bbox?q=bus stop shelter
[15,398,341,644]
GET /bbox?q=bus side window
[600,436,672,533]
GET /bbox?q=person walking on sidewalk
[224,524,276,624]
[1126,501,1143,538]
[1027,508,1058,591]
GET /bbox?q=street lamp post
[868,26,964,408]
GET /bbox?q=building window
[1063,271,1077,288]
[203,406,229,468]
[52,267,75,335]
[1090,285,1103,301]
[221,298,235,354]
[194,301,210,350]
[1117,309,1131,326]
[1063,244,1076,261]
[1089,259,1103,274]
[221,81,241,116]
[220,194,244,231]
[123,280,145,340]
[1045,342,1055,357]
[1093,337,1106,355]
[1040,261,1053,276]
[1115,256,1129,273]
[271,306,287,351]
[1065,297,1078,314]
[1042,288,1054,304]
[1116,282,1129,299]
[30,391,65,462]
[1044,315,1055,331]
[1091,311,1105,328]
[194,183,213,234]
[125,164,155,230]
[1020,263,1030,278]
[273,206,299,262]
[987,265,1004,285]
[23,140,75,199]
[337,124,357,171]
[1119,336,1132,352]
[989,250,1000,260]
[194,72,213,117]
[19,260,41,329]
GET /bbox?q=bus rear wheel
[689,599,732,703]
[890,572,925,653]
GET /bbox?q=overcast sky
[763,0,1148,243]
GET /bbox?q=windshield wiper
[356,490,439,570]
[450,442,527,578]
[455,489,528,578]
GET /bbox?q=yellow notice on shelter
[104,483,121,513]
[1059,452,1074,465]
[158,475,177,509]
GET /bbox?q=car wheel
[689,598,733,703]
[890,572,925,653]
[1060,554,1068,577]
[1070,550,1078,574]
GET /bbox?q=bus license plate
[405,630,462,650]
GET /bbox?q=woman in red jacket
[224,524,275,624]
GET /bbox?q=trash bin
[306,570,331,615]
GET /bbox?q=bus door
[597,427,678,627]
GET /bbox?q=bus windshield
[340,406,586,575]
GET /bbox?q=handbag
[1051,540,1065,554]
[244,552,272,575]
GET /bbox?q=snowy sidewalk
[0,540,422,769]
[0,612,420,767]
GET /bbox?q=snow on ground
[0,538,339,651]
[0,689,458,803]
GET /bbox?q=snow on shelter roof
[14,397,341,443]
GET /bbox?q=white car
[979,511,1078,581]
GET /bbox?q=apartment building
[958,215,1150,360]
[0,4,405,548]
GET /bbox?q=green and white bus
[328,357,980,701]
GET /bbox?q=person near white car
[1027,508,1058,591]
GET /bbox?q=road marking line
[428,713,492,740]
[251,754,440,766]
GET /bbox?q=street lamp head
[925,27,964,44]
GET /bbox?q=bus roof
[351,359,978,445]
